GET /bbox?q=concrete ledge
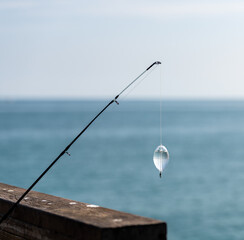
[0,183,167,240]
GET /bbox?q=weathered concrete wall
[0,183,167,240]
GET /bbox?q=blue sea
[1,100,244,239]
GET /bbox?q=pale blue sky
[1,0,244,99]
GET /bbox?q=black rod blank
[0,61,161,226]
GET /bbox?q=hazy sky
[1,0,244,99]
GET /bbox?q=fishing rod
[0,61,161,226]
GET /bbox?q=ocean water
[1,100,244,239]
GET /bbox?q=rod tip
[146,61,161,70]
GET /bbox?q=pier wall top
[0,182,166,240]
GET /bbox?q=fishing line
[106,65,157,117]
[153,62,170,178]
[113,66,156,103]
[117,65,153,97]
[160,64,162,145]
[0,61,161,226]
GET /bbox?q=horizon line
[1,97,244,102]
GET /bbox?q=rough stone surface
[0,182,167,240]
